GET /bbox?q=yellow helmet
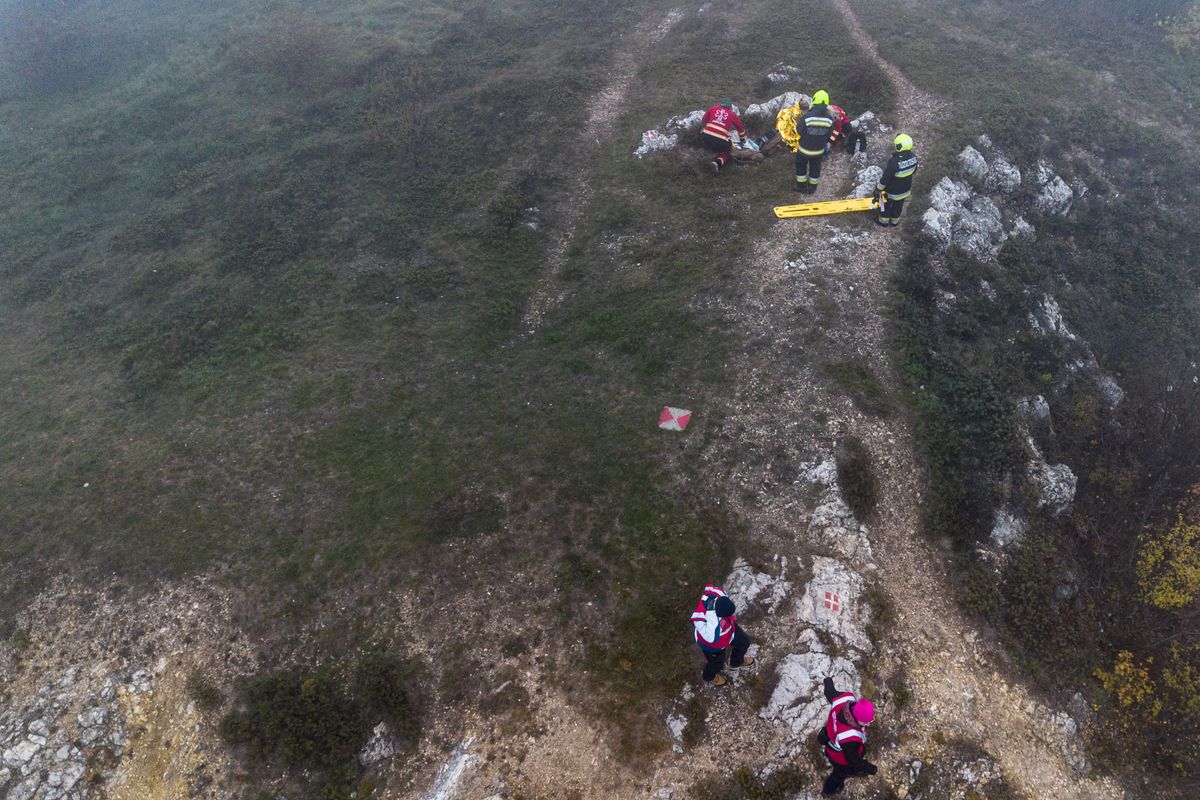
[811,90,830,106]
[894,133,914,152]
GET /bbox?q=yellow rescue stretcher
[773,196,880,219]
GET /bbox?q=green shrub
[836,436,878,521]
[220,654,419,798]
[186,671,224,713]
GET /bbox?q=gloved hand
[872,190,881,204]
[863,763,878,776]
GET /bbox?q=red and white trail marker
[658,406,692,431]
[823,591,841,612]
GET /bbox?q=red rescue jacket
[829,105,852,143]
[824,692,868,766]
[701,106,745,142]
[691,584,736,649]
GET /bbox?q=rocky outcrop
[795,557,873,654]
[724,556,792,615]
[990,509,1028,549]
[1026,438,1077,516]
[0,665,157,800]
[848,165,883,199]
[922,177,1008,259]
[805,461,874,563]
[744,91,804,123]
[759,630,859,743]
[1036,161,1074,215]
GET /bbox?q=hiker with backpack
[690,583,755,686]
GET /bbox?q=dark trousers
[699,626,751,681]
[822,758,874,795]
[701,132,733,166]
[795,151,824,187]
[878,196,905,225]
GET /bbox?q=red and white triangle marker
[658,406,692,431]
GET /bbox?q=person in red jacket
[817,676,878,795]
[827,105,853,150]
[700,99,746,175]
[690,584,754,686]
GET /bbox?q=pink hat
[851,699,875,725]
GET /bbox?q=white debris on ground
[422,738,476,800]
[796,557,873,654]
[723,556,792,615]
[634,129,679,158]
[805,461,874,563]
[759,629,860,745]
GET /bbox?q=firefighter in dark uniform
[873,133,918,227]
[794,89,834,194]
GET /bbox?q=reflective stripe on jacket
[690,584,736,649]
[824,692,867,766]
[701,106,745,142]
[798,104,834,156]
[877,151,919,200]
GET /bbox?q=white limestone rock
[1027,439,1076,516]
[1010,215,1036,240]
[795,557,872,653]
[1036,161,1073,215]
[759,630,860,741]
[990,509,1028,548]
[985,155,1022,194]
[724,557,791,615]
[1096,375,1125,407]
[848,165,883,199]
[744,91,803,121]
[958,145,988,182]
[666,712,687,753]
[806,461,873,563]
[360,722,397,767]
[1017,394,1051,423]
[923,177,1007,258]
[1028,295,1078,340]
[422,738,476,800]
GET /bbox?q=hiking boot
[711,159,721,175]
[708,673,728,687]
[732,656,755,669]
[793,181,806,192]
[875,217,890,227]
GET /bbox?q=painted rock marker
[658,406,692,431]
[823,591,841,612]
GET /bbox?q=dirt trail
[674,1,1128,797]
[520,7,684,335]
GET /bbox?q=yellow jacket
[776,103,804,152]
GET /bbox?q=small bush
[221,655,419,798]
[185,671,223,713]
[822,360,893,416]
[836,436,878,521]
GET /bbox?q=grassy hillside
[0,0,897,788]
